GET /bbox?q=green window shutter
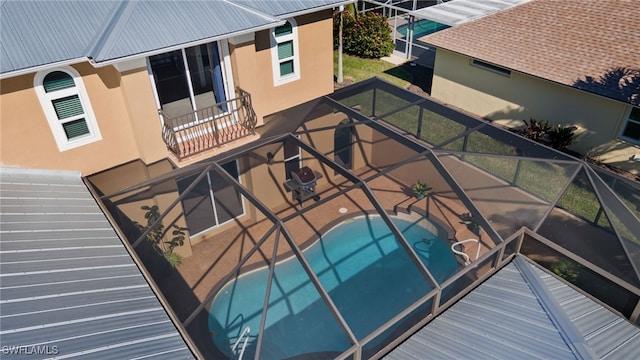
[43,71,75,92]
[278,41,294,60]
[52,95,84,120]
[280,60,294,76]
[62,119,90,139]
[275,23,292,37]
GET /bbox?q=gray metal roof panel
[385,261,577,360]
[0,0,118,74]
[0,167,194,359]
[386,258,640,359]
[1,0,347,74]
[232,0,348,17]
[91,0,280,63]
[530,265,640,360]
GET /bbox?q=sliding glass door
[177,161,244,235]
[149,42,227,120]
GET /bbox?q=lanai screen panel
[537,168,639,286]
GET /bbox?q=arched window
[34,67,101,151]
[270,19,300,86]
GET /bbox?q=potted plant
[137,205,189,269]
[412,180,432,200]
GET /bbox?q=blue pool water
[397,19,449,39]
[209,215,458,359]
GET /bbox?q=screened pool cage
[89,78,640,359]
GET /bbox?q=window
[471,59,511,77]
[177,161,244,235]
[620,107,640,143]
[271,19,300,85]
[34,67,102,151]
[149,41,229,120]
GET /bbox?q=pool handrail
[451,239,481,266]
[232,326,251,360]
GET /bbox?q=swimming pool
[209,215,458,359]
[396,19,449,39]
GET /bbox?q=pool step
[393,196,427,216]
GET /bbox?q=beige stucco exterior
[0,10,336,176]
[430,49,640,175]
[230,10,335,125]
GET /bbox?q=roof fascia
[0,57,90,80]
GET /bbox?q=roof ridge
[85,0,137,63]
[513,257,598,360]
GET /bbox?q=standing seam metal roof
[384,256,640,360]
[0,0,350,77]
[0,167,194,360]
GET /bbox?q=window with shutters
[270,19,300,86]
[34,67,102,151]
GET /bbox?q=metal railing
[451,239,481,266]
[160,87,257,159]
[231,326,251,360]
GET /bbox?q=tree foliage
[335,11,394,59]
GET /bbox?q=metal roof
[410,0,530,27]
[234,0,349,17]
[0,0,349,77]
[385,256,640,360]
[0,167,194,359]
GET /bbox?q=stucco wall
[430,49,640,173]
[0,63,163,175]
[230,10,335,125]
[1,9,338,176]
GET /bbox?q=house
[2,1,639,359]
[0,0,351,174]
[420,0,640,175]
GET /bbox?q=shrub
[548,124,578,150]
[335,11,394,58]
[521,118,550,142]
[136,205,189,268]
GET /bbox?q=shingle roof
[385,257,640,360]
[421,0,640,106]
[0,167,195,359]
[0,0,349,77]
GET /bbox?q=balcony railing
[160,87,257,159]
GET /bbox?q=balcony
[161,87,257,160]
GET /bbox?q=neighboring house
[421,0,640,175]
[0,0,350,175]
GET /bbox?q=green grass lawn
[332,52,639,240]
[333,51,412,88]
